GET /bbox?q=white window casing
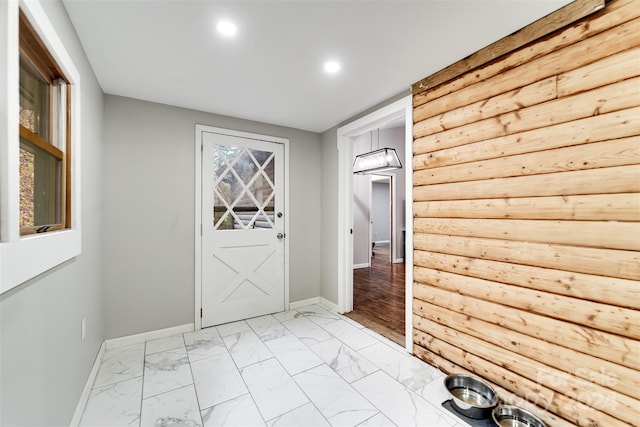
[0,0,82,294]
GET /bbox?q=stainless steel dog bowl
[492,405,546,427]
[444,374,498,419]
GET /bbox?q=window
[0,0,81,294]
[213,145,276,230]
[18,9,70,235]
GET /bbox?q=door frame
[194,125,290,330]
[336,95,413,352]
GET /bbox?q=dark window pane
[19,147,35,228]
[19,55,50,140]
[20,139,61,228]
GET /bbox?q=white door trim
[194,125,290,330]
[336,95,414,353]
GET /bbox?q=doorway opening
[371,175,392,265]
[347,172,406,345]
[336,95,413,352]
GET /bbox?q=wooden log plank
[414,106,640,168]
[413,266,640,339]
[558,47,640,97]
[410,4,640,426]
[413,165,640,202]
[415,75,639,142]
[413,0,640,107]
[412,193,640,222]
[413,18,640,123]
[413,331,631,427]
[413,250,640,310]
[414,77,640,153]
[412,0,605,96]
[414,137,640,186]
[412,284,640,370]
[412,346,577,427]
[412,319,639,425]
[413,77,557,138]
[413,305,640,400]
[413,217,640,251]
[413,233,640,280]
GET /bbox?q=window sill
[0,229,81,294]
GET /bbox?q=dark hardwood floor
[346,243,405,346]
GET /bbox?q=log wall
[411,1,640,426]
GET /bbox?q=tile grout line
[311,308,454,426]
[184,325,251,416]
[138,341,146,427]
[349,352,458,426]
[141,332,212,426]
[242,314,334,426]
[179,332,205,427]
[288,310,389,426]
[223,320,273,425]
[279,312,354,427]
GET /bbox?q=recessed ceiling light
[217,21,237,37]
[324,61,340,74]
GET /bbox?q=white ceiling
[62,0,571,133]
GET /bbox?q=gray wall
[103,95,322,339]
[372,181,391,243]
[0,1,106,425]
[320,128,340,304]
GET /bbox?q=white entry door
[201,131,286,327]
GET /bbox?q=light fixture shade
[353,148,402,174]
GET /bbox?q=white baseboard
[319,297,339,312]
[290,297,339,313]
[289,297,320,310]
[393,258,405,264]
[69,341,106,427]
[353,263,370,269]
[289,296,339,313]
[373,240,390,244]
[105,323,195,350]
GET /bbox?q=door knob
[277,233,285,239]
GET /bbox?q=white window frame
[0,0,82,294]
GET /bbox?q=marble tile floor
[79,304,468,427]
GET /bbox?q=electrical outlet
[81,317,86,340]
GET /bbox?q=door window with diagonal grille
[213,144,275,230]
